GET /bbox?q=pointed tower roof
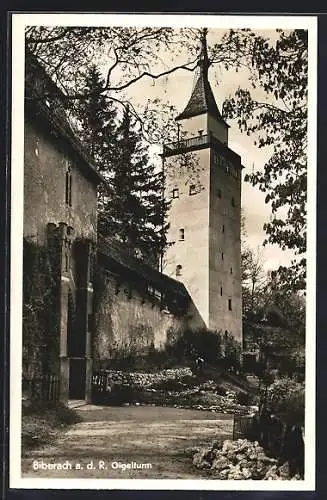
[176,29,226,124]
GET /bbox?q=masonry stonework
[93,272,187,363]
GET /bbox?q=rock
[185,446,200,457]
[241,467,252,479]
[211,456,230,472]
[211,440,223,450]
[193,454,211,470]
[278,462,290,479]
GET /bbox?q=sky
[121,28,298,272]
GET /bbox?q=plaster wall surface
[163,129,242,341]
[177,114,228,145]
[178,114,208,138]
[208,150,242,341]
[24,119,97,245]
[208,115,228,145]
[164,148,210,325]
[94,272,189,361]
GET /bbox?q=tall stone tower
[162,29,243,342]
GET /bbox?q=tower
[162,29,243,342]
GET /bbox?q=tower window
[179,228,185,241]
[65,162,72,207]
[172,188,179,199]
[231,197,236,207]
[217,188,222,198]
[176,264,182,277]
[220,287,223,296]
[189,184,196,196]
[222,252,224,260]
[228,299,232,311]
[222,225,225,233]
[230,267,233,274]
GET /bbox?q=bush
[151,375,197,392]
[22,400,81,451]
[22,416,55,449]
[265,377,305,426]
[165,328,242,370]
[236,391,255,406]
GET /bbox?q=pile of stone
[98,367,193,391]
[192,439,301,480]
[94,370,255,416]
[166,393,251,415]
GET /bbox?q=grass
[22,400,81,453]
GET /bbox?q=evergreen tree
[100,106,168,267]
[73,65,118,225]
[74,65,117,171]
[74,66,168,267]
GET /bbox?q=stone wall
[94,367,193,390]
[93,270,189,362]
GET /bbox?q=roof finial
[199,28,210,78]
[175,27,225,123]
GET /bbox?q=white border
[10,13,317,491]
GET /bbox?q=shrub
[236,391,255,406]
[22,416,55,449]
[265,377,305,426]
[22,400,81,451]
[165,327,241,369]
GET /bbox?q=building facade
[24,53,101,402]
[162,32,243,342]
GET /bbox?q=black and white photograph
[10,13,316,490]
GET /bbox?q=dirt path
[22,405,233,479]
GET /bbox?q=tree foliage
[25,26,201,142]
[25,26,248,143]
[242,246,267,317]
[265,376,305,425]
[222,29,308,291]
[103,106,168,264]
[73,65,168,265]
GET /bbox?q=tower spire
[199,28,210,79]
[176,28,226,123]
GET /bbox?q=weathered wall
[94,271,189,362]
[164,149,211,325]
[178,114,207,138]
[163,128,242,341]
[209,149,242,341]
[208,115,228,145]
[24,118,97,245]
[177,114,228,145]
[24,114,98,402]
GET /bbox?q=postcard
[9,12,317,491]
